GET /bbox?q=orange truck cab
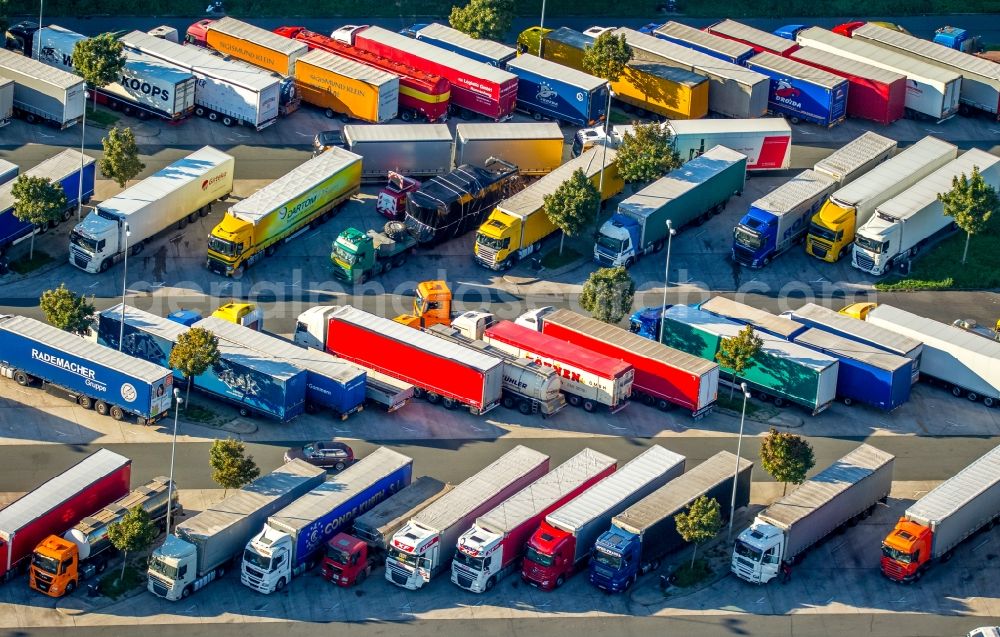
[29,536,86,597]
[520,521,577,590]
[880,517,933,581]
[394,280,453,329]
[320,532,377,586]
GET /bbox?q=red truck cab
[880,517,932,581]
[376,172,421,221]
[520,521,575,590]
[832,21,866,37]
[185,19,213,46]
[321,533,374,586]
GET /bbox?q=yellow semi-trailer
[454,122,564,177]
[474,146,623,270]
[207,148,362,276]
[294,49,399,123]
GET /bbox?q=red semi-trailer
[310,305,504,414]
[274,26,451,122]
[538,309,720,418]
[332,25,517,121]
[704,20,800,56]
[0,449,131,582]
[789,46,906,125]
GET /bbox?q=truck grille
[808,239,829,259]
[880,558,905,579]
[853,252,875,272]
[148,575,169,597]
[732,247,754,267]
[475,245,498,269]
[70,247,91,269]
[388,566,410,586]
[332,268,349,282]
[206,259,227,275]
[456,572,474,589]
[31,570,53,591]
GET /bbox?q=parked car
[283,441,355,470]
[313,129,345,155]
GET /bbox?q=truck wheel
[518,401,532,415]
[110,405,125,421]
[95,401,109,416]
[762,256,772,267]
[426,392,441,404]
[442,397,459,410]
[275,577,286,591]
[842,397,853,406]
[624,257,635,268]
[79,396,93,409]
[65,581,76,594]
[967,392,979,402]
[555,575,565,588]
[582,400,596,412]
[952,386,964,397]
[96,559,107,573]
[99,259,111,273]
[502,395,516,410]
[182,586,192,599]
[265,245,276,257]
[486,576,496,591]
[772,397,785,408]
[13,371,31,386]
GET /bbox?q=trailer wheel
[392,254,407,267]
[195,107,205,117]
[188,211,199,223]
[13,371,31,386]
[208,112,218,121]
[400,110,414,122]
[95,401,109,416]
[200,205,210,217]
[640,393,655,406]
[984,397,996,408]
[582,400,596,412]
[25,113,37,124]
[110,405,125,421]
[442,397,459,410]
[79,396,93,409]
[382,261,393,274]
[96,559,107,573]
[131,241,145,256]
[567,394,581,407]
[532,111,544,121]
[502,395,516,410]
[842,397,853,406]
[656,399,671,411]
[757,391,770,403]
[772,397,785,408]
[952,386,964,397]
[425,392,441,404]
[967,392,979,402]
[177,217,188,230]
[413,387,425,399]
[239,406,252,418]
[222,116,234,127]
[790,116,800,125]
[518,400,532,415]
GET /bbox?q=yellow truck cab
[806,198,855,262]
[211,302,264,330]
[839,302,877,320]
[394,280,453,329]
[516,26,552,55]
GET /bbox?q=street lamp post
[595,86,613,223]
[539,0,546,29]
[36,0,44,59]
[657,219,676,344]
[77,107,86,221]
[728,382,752,540]
[118,222,130,350]
[165,388,182,536]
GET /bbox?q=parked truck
[207,147,361,276]
[789,46,906,126]
[29,477,178,597]
[0,449,130,583]
[404,158,521,245]
[653,21,755,65]
[342,124,453,182]
[294,49,398,122]
[483,320,634,413]
[850,23,999,120]
[475,145,623,270]
[590,451,752,592]
[539,308,719,417]
[386,446,549,590]
[595,145,747,268]
[147,460,324,601]
[933,26,984,53]
[706,19,800,56]
[505,54,608,126]
[334,25,517,121]
[241,448,412,594]
[522,445,684,590]
[99,304,307,421]
[331,223,417,284]
[794,27,962,121]
[632,304,839,413]
[194,315,366,419]
[746,52,849,127]
[377,173,423,221]
[71,146,234,273]
[806,135,956,263]
[0,78,12,126]
[121,30,281,130]
[195,17,306,77]
[698,296,806,341]
[300,305,504,414]
[0,315,173,424]
[863,304,1000,406]
[34,25,196,121]
[452,448,616,593]
[1,149,95,257]
[852,149,1000,276]
[414,23,516,68]
[455,123,563,177]
[781,302,923,384]
[322,476,451,586]
[881,443,1000,582]
[732,444,894,584]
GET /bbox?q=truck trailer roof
[207,17,308,58]
[0,47,83,90]
[793,327,911,373]
[298,48,397,88]
[698,296,804,340]
[455,121,563,143]
[752,169,836,216]
[904,443,1000,527]
[353,476,451,542]
[747,51,846,90]
[789,46,905,86]
[496,146,617,220]
[667,117,792,136]
[707,19,799,55]
[0,150,94,212]
[876,149,1000,222]
[505,54,606,91]
[784,303,921,357]
[343,123,452,144]
[853,23,1000,83]
[655,21,756,60]
[486,320,632,379]
[416,23,516,66]
[866,304,1000,361]
[813,132,897,183]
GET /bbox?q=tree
[759,428,816,495]
[938,166,999,265]
[715,325,763,400]
[675,495,722,568]
[449,0,514,41]
[582,31,632,83]
[106,506,157,584]
[40,284,96,336]
[209,438,260,496]
[11,175,67,259]
[615,122,681,184]
[100,126,146,188]
[71,33,125,108]
[544,167,600,256]
[580,267,635,324]
[168,327,220,408]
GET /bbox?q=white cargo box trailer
[794,27,961,121]
[342,124,454,180]
[0,48,85,128]
[812,132,896,186]
[666,118,792,170]
[121,30,281,130]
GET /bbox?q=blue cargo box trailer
[653,21,756,65]
[505,54,609,127]
[746,52,848,127]
[98,304,307,421]
[0,149,95,256]
[0,314,173,423]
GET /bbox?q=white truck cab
[147,535,202,601]
[594,218,634,267]
[294,306,337,350]
[451,523,504,593]
[240,524,292,594]
[515,307,555,332]
[450,311,496,340]
[69,212,125,273]
[385,520,440,590]
[731,520,784,584]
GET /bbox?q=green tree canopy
[209,438,261,496]
[71,33,125,94]
[583,31,632,83]
[449,0,514,41]
[675,495,723,567]
[938,166,999,265]
[100,126,146,189]
[715,324,763,400]
[40,284,96,336]
[168,327,220,407]
[580,266,636,324]
[759,428,816,495]
[615,122,681,184]
[11,174,67,259]
[543,167,600,256]
[107,506,157,583]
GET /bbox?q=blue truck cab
[732,207,779,268]
[933,26,982,53]
[638,22,662,35]
[589,526,642,592]
[629,307,664,341]
[773,25,806,40]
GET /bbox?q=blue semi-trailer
[505,54,608,127]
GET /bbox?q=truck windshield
[476,233,508,251]
[208,236,238,257]
[854,235,886,254]
[325,546,351,565]
[523,546,554,567]
[595,234,623,254]
[332,245,357,264]
[69,231,99,253]
[148,557,179,578]
[733,541,762,562]
[387,546,420,568]
[243,548,271,571]
[591,550,622,570]
[808,222,837,242]
[881,544,913,564]
[733,226,762,250]
[452,550,484,570]
[31,553,61,574]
